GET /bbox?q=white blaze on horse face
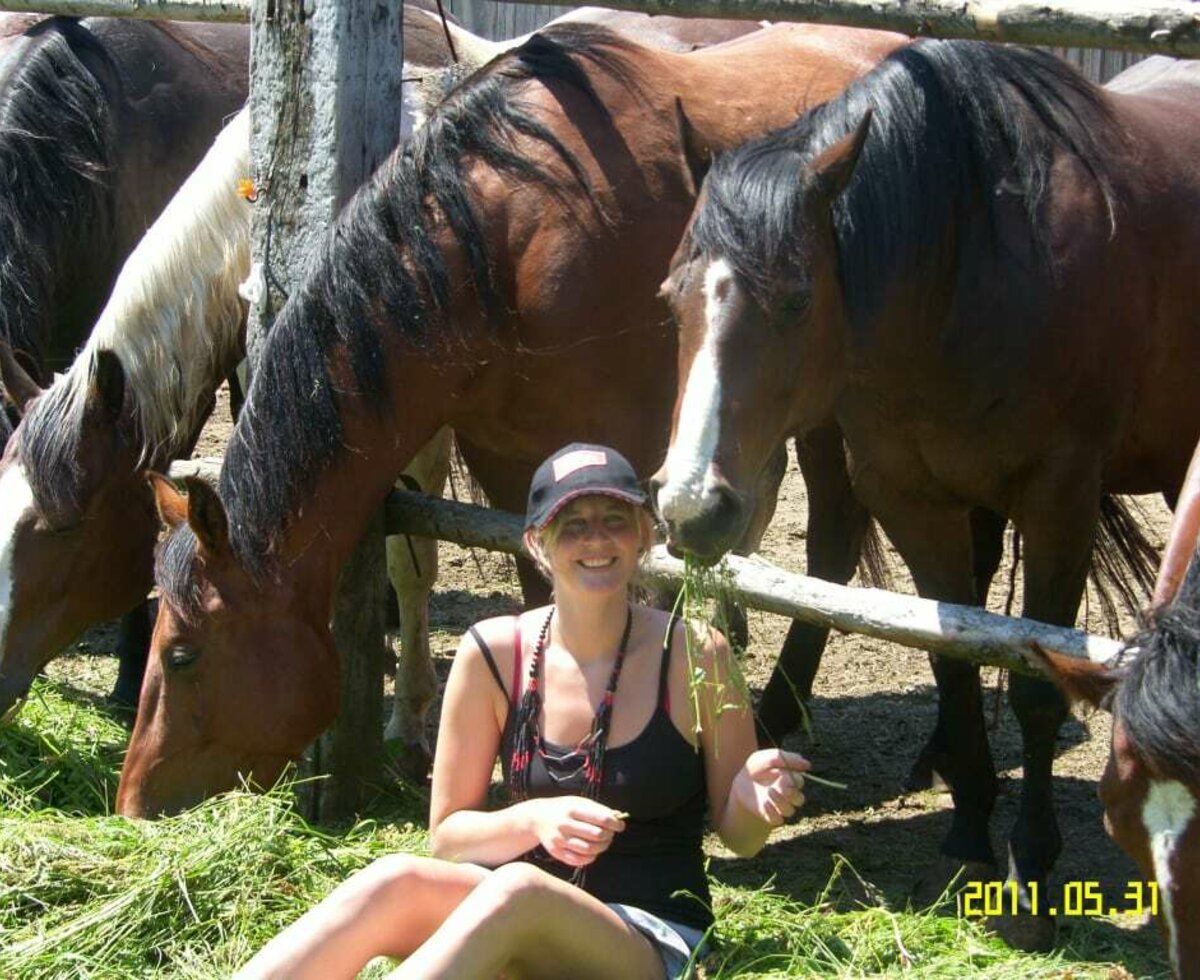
[0,463,35,653]
[1143,779,1196,976]
[659,258,739,522]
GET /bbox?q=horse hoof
[985,908,1057,953]
[385,740,433,784]
[911,855,995,910]
[904,756,949,793]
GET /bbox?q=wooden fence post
[246,0,405,822]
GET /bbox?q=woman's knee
[339,854,440,912]
[474,863,559,920]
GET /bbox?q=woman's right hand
[523,796,627,867]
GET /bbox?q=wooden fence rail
[0,0,1196,57]
[168,459,1128,675]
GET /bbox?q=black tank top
[472,615,713,931]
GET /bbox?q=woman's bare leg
[389,863,666,980]
[235,855,488,980]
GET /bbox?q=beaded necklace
[509,604,634,886]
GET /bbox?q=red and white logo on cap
[553,449,608,481]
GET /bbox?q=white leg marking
[0,464,35,658]
[659,258,738,522]
[1143,779,1196,976]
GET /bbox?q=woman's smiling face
[543,496,648,596]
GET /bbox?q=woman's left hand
[729,748,810,827]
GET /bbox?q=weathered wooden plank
[245,0,406,822]
[0,0,249,20]
[169,456,1129,674]
[0,0,1195,58]
[483,0,1200,57]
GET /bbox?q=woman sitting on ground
[236,442,809,980]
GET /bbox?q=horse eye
[166,645,200,670]
[780,293,811,320]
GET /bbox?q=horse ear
[674,97,711,199]
[147,472,188,529]
[182,475,230,558]
[1025,641,1121,712]
[809,109,872,204]
[88,350,126,423]
[0,339,43,415]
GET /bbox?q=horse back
[671,24,908,152]
[78,18,249,266]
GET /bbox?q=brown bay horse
[0,6,484,735]
[654,44,1200,951]
[0,9,765,772]
[117,23,910,818]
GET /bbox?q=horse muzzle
[652,471,748,563]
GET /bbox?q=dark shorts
[607,902,708,979]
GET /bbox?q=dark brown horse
[116,23,910,818]
[0,14,247,712]
[654,44,1200,950]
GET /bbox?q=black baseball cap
[525,443,647,532]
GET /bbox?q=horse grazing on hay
[1031,433,1200,979]
[0,13,247,713]
[0,5,486,736]
[654,43,1200,949]
[114,23,911,818]
[0,9,767,768]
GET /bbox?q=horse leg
[908,507,1007,790]
[757,425,870,744]
[992,482,1096,951]
[863,490,998,876]
[384,428,452,782]
[108,600,152,719]
[721,441,789,652]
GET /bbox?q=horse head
[1031,637,1200,979]
[0,347,157,719]
[116,474,338,817]
[652,111,872,561]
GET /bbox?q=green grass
[0,676,1166,978]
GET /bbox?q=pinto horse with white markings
[115,23,910,817]
[0,13,247,712]
[1033,431,1200,978]
[654,44,1200,950]
[0,6,480,744]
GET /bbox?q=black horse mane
[158,25,649,606]
[1117,598,1200,786]
[0,17,116,371]
[693,40,1120,332]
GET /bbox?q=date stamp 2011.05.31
[958,880,1158,918]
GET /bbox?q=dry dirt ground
[56,387,1169,976]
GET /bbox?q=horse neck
[237,365,470,617]
[81,108,250,466]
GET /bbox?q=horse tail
[857,517,896,591]
[1086,494,1159,634]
